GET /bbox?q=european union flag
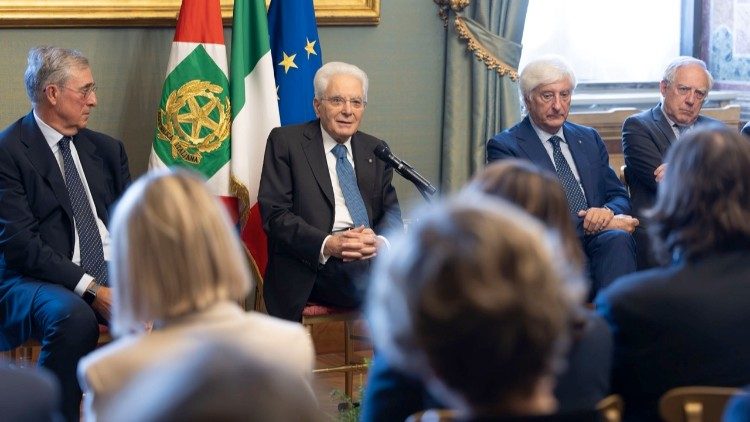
[268,0,323,126]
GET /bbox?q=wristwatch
[82,280,100,305]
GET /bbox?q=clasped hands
[324,226,382,262]
[578,207,639,235]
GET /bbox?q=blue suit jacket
[0,111,131,349]
[622,105,721,217]
[487,116,630,228]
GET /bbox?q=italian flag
[150,0,231,197]
[230,0,280,277]
[152,0,280,278]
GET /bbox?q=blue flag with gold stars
[268,0,323,126]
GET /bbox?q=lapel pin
[368,158,372,163]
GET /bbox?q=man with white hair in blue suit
[487,55,637,296]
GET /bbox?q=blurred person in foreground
[362,160,614,421]
[0,361,62,422]
[367,195,601,421]
[100,341,323,422]
[78,169,314,421]
[596,126,750,421]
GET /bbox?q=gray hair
[109,168,251,336]
[661,56,714,91]
[24,46,90,105]
[313,61,369,102]
[518,55,577,103]
[367,194,578,409]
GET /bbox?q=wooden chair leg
[344,320,353,397]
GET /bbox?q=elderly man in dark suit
[487,55,637,295]
[259,61,402,322]
[0,46,131,421]
[622,56,720,269]
[596,127,750,421]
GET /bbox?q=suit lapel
[651,104,677,146]
[563,122,594,201]
[515,117,556,173]
[351,133,375,221]
[301,121,335,207]
[73,132,109,221]
[19,112,73,220]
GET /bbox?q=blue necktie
[332,144,369,228]
[59,137,107,285]
[548,136,588,214]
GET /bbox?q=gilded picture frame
[0,0,380,27]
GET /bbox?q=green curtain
[439,0,529,191]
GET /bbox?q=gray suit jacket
[622,105,721,217]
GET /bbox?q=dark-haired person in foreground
[362,160,614,422]
[368,195,601,421]
[596,126,750,421]
[259,61,402,321]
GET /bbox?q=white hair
[313,61,369,102]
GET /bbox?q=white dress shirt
[34,111,110,295]
[529,118,587,200]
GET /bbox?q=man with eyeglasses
[487,55,637,298]
[0,46,130,421]
[259,61,402,321]
[622,56,721,269]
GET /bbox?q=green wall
[0,1,445,215]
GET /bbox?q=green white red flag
[229,0,280,276]
[151,0,231,196]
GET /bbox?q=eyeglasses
[536,90,572,103]
[60,83,98,100]
[673,84,707,101]
[322,96,366,109]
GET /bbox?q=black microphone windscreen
[373,144,390,159]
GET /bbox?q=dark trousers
[632,225,660,270]
[29,283,100,422]
[584,229,637,298]
[309,257,371,308]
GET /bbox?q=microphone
[374,144,437,195]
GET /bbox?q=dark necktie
[674,123,688,136]
[548,136,588,214]
[59,137,107,284]
[332,144,369,228]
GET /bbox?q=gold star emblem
[278,51,298,74]
[305,38,318,59]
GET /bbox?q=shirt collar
[321,123,353,155]
[659,103,690,131]
[529,116,565,143]
[33,110,68,149]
